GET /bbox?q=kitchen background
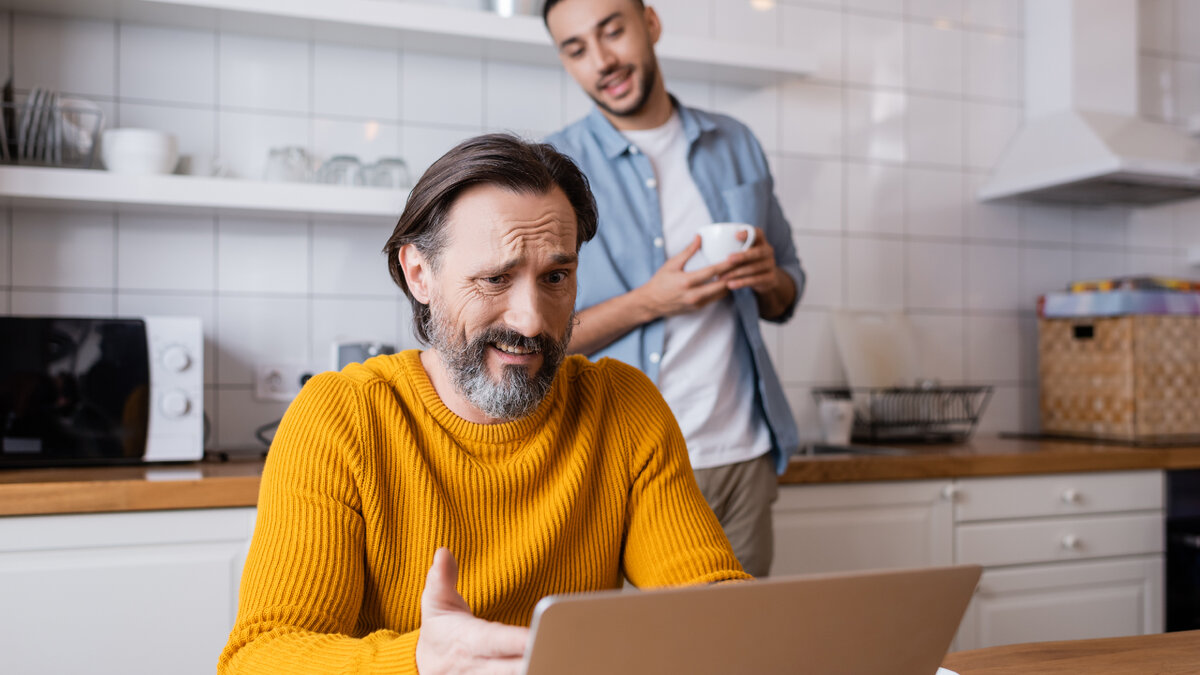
[1,0,1199,453]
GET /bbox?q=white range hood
[978,0,1200,206]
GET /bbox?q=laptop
[522,564,982,675]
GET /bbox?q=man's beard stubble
[427,300,574,423]
[591,55,660,120]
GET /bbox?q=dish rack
[1,98,104,169]
[811,386,994,443]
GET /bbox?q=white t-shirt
[621,113,771,469]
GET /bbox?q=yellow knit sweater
[219,350,748,674]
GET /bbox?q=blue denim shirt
[545,101,804,473]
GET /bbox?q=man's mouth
[598,67,634,97]
[494,341,538,356]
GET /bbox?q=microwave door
[0,318,150,466]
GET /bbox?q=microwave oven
[0,315,204,467]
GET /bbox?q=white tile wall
[12,209,115,289]
[484,61,562,135]
[907,22,964,96]
[402,52,485,127]
[217,295,309,385]
[906,167,965,237]
[846,14,906,88]
[711,83,779,153]
[13,15,115,98]
[906,95,963,166]
[905,240,964,310]
[967,31,1022,102]
[311,220,400,297]
[846,237,905,309]
[713,0,779,45]
[119,24,215,106]
[218,33,310,113]
[780,81,843,156]
[782,5,844,82]
[311,297,400,368]
[774,156,843,233]
[313,43,400,120]
[116,213,215,291]
[216,216,310,294]
[845,162,904,234]
[12,290,115,316]
[908,0,963,23]
[845,89,907,162]
[1140,0,1175,54]
[792,232,843,307]
[8,1,1200,447]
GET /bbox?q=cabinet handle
[941,485,959,501]
[1060,488,1081,505]
[1060,533,1081,550]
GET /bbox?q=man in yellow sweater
[219,134,750,674]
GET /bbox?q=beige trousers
[692,453,778,577]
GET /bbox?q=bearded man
[218,134,749,675]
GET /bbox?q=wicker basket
[1039,315,1200,442]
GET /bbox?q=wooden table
[941,631,1200,673]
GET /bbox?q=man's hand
[415,548,529,675]
[720,227,781,295]
[636,235,736,319]
[720,227,796,320]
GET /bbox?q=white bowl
[101,128,179,175]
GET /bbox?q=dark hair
[542,0,645,25]
[383,133,598,344]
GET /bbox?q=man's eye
[567,48,584,59]
[547,271,569,284]
[484,276,506,285]
[605,27,623,39]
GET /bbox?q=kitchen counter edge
[5,438,1200,516]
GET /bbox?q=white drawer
[954,471,1163,522]
[956,513,1163,567]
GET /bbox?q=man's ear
[398,244,433,304]
[644,6,662,44]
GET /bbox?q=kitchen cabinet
[0,507,257,675]
[772,479,954,575]
[773,471,1165,652]
[952,471,1164,650]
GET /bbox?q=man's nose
[503,283,550,339]
[592,42,619,75]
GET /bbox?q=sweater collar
[397,349,569,451]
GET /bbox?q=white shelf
[0,0,812,84]
[0,166,408,220]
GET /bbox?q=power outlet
[254,363,310,402]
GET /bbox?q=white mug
[817,399,855,446]
[699,222,756,263]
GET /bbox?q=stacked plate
[1,85,104,167]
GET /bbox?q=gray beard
[427,301,574,422]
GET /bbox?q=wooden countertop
[941,630,1200,674]
[779,435,1200,484]
[0,458,263,516]
[5,436,1200,516]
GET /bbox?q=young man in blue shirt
[543,0,805,576]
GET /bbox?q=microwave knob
[160,390,191,418]
[161,345,192,373]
